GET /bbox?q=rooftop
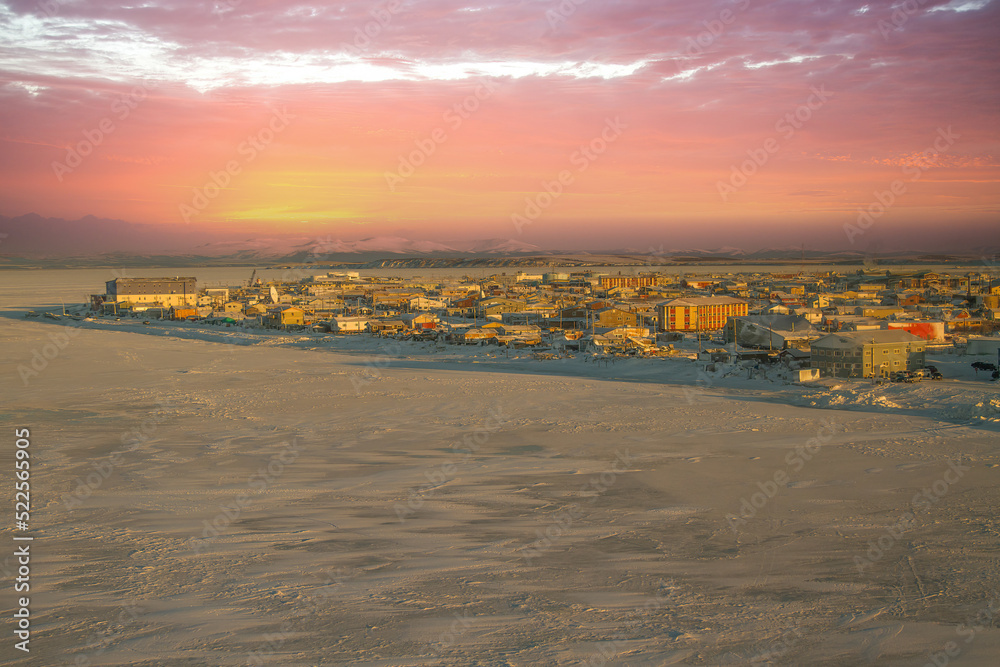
[812,330,923,349]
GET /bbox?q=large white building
[105,277,198,308]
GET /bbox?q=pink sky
[0,0,997,251]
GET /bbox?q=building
[265,305,305,328]
[105,277,197,308]
[966,336,1000,356]
[458,327,497,343]
[401,313,439,330]
[886,321,945,343]
[599,275,660,290]
[409,296,447,311]
[204,288,230,307]
[682,279,719,290]
[329,316,370,333]
[728,315,819,349]
[369,318,406,334]
[811,330,926,379]
[656,296,748,332]
[477,298,527,317]
[591,307,639,328]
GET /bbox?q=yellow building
[106,277,197,308]
[656,296,748,332]
[265,306,305,328]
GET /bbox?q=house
[496,324,542,346]
[369,318,406,334]
[591,307,639,328]
[656,296,749,332]
[329,316,370,333]
[204,288,230,306]
[401,313,439,330]
[498,324,542,337]
[596,326,651,340]
[459,328,497,343]
[501,311,549,326]
[859,306,905,319]
[811,330,926,379]
[409,296,447,310]
[265,306,305,328]
[580,334,615,352]
[791,307,824,324]
[105,277,197,308]
[373,290,422,309]
[477,298,527,317]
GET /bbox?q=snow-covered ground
[2,309,999,665]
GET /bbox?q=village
[76,268,1000,383]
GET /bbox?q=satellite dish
[270,286,279,303]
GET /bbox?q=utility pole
[697,310,702,355]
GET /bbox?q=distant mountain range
[0,214,546,260]
[0,213,994,269]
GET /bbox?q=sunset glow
[1,0,998,250]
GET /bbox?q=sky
[0,0,998,252]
